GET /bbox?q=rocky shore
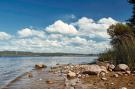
[3,62,135,89]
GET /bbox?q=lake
[0,56,97,88]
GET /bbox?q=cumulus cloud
[18,28,45,38]
[0,32,12,40]
[0,17,118,54]
[46,20,78,34]
[73,17,118,40]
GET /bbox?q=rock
[46,80,54,84]
[70,87,74,89]
[67,71,76,78]
[35,64,47,69]
[115,64,129,71]
[108,64,115,71]
[27,72,33,78]
[82,65,108,76]
[113,74,119,78]
[120,87,127,89]
[100,71,106,77]
[125,71,131,75]
[117,72,123,76]
[71,82,76,87]
[111,83,114,85]
[101,77,107,81]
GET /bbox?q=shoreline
[3,62,135,89]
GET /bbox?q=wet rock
[27,72,33,78]
[46,80,54,84]
[67,71,76,78]
[115,64,129,71]
[35,64,47,69]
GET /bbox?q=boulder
[67,71,76,78]
[115,64,129,71]
[82,65,108,76]
[35,64,47,69]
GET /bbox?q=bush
[99,23,135,70]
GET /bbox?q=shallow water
[0,56,97,88]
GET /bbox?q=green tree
[128,0,135,30]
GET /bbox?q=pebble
[46,80,54,84]
[113,74,119,78]
[120,87,127,89]
[101,77,107,81]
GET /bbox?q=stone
[100,71,106,77]
[46,80,54,84]
[117,72,123,76]
[111,83,114,85]
[125,71,131,75]
[113,74,119,78]
[82,65,108,76]
[27,72,33,78]
[67,71,76,78]
[35,64,47,69]
[115,64,129,71]
[101,77,107,81]
[70,87,74,89]
[120,87,127,89]
[108,64,115,71]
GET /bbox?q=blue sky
[0,0,132,33]
[0,0,132,53]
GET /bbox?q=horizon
[0,0,132,54]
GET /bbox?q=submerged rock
[27,72,33,78]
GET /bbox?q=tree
[128,0,135,30]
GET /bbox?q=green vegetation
[99,0,135,70]
[99,23,135,70]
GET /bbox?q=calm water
[0,56,97,88]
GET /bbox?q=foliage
[99,23,135,70]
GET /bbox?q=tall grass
[99,23,135,70]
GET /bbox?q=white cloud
[18,28,45,38]
[0,17,119,54]
[98,17,118,25]
[0,32,12,40]
[74,17,118,40]
[46,20,78,34]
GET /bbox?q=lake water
[0,56,97,88]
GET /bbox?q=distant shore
[0,51,98,57]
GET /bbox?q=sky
[0,0,133,54]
